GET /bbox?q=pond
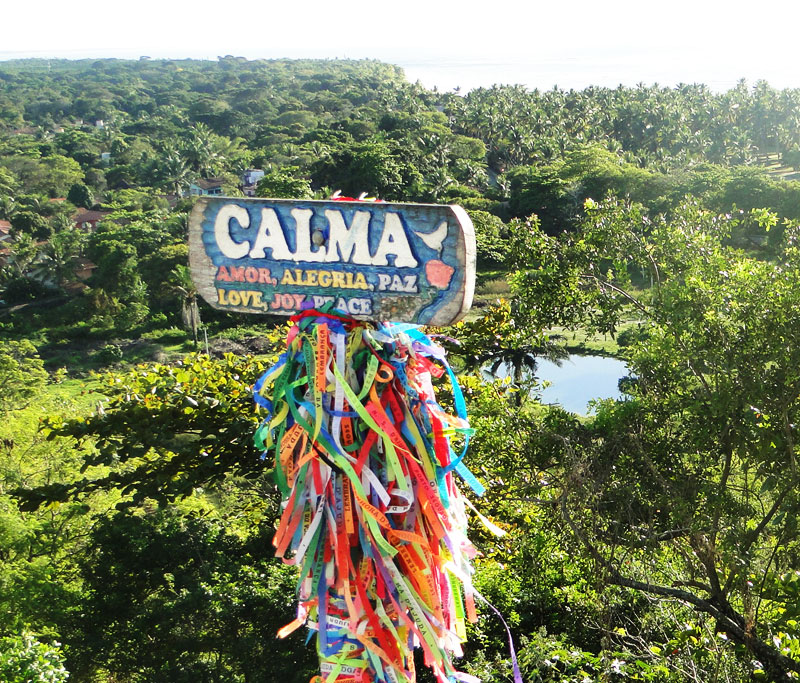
[488,354,630,415]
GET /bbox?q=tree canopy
[3,57,800,682]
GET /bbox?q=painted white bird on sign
[414,221,448,256]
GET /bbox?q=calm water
[536,355,628,414]
[490,354,629,415]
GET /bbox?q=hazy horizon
[6,0,800,94]
[0,46,794,95]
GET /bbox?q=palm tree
[452,301,568,403]
[184,122,228,177]
[0,167,17,198]
[0,196,18,221]
[36,227,86,288]
[1,233,40,280]
[167,265,201,349]
[157,147,192,196]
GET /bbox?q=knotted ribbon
[254,307,519,683]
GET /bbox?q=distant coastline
[0,48,795,94]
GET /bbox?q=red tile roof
[73,210,109,223]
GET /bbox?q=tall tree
[509,198,800,681]
[167,265,201,348]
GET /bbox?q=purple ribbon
[474,590,524,683]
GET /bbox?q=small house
[241,169,265,197]
[71,257,97,285]
[242,169,265,187]
[189,178,225,196]
[73,209,109,232]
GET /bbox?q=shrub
[0,633,69,683]
[2,277,59,304]
[95,343,123,364]
[468,209,510,266]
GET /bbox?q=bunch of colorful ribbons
[253,307,492,683]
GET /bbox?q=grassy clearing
[470,268,645,357]
[468,269,511,321]
[39,328,199,378]
[44,376,105,413]
[547,320,642,357]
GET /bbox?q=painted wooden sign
[189,197,476,325]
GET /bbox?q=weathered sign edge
[448,203,476,324]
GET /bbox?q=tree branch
[579,274,649,317]
[579,272,714,399]
[559,491,800,681]
[609,574,800,681]
[722,478,798,596]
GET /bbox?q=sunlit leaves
[19,352,274,510]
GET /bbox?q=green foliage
[37,225,87,289]
[7,57,800,682]
[2,276,58,304]
[0,166,18,197]
[311,139,421,200]
[68,508,314,683]
[95,343,123,364]
[783,149,800,170]
[448,80,800,170]
[255,168,313,199]
[506,197,800,680]
[560,145,660,207]
[0,374,119,649]
[507,165,574,232]
[19,352,271,510]
[84,224,157,330]
[467,209,509,265]
[0,340,48,413]
[0,155,82,198]
[10,209,51,239]
[65,182,92,208]
[0,633,69,683]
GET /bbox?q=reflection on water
[489,355,629,415]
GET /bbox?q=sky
[5,0,800,91]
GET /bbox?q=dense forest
[2,57,800,682]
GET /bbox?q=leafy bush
[616,324,651,348]
[143,312,169,330]
[255,168,313,199]
[0,339,48,412]
[2,277,59,304]
[458,197,508,217]
[68,509,314,683]
[0,633,69,683]
[216,324,284,343]
[94,343,123,364]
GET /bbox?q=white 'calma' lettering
[324,209,371,264]
[214,203,418,268]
